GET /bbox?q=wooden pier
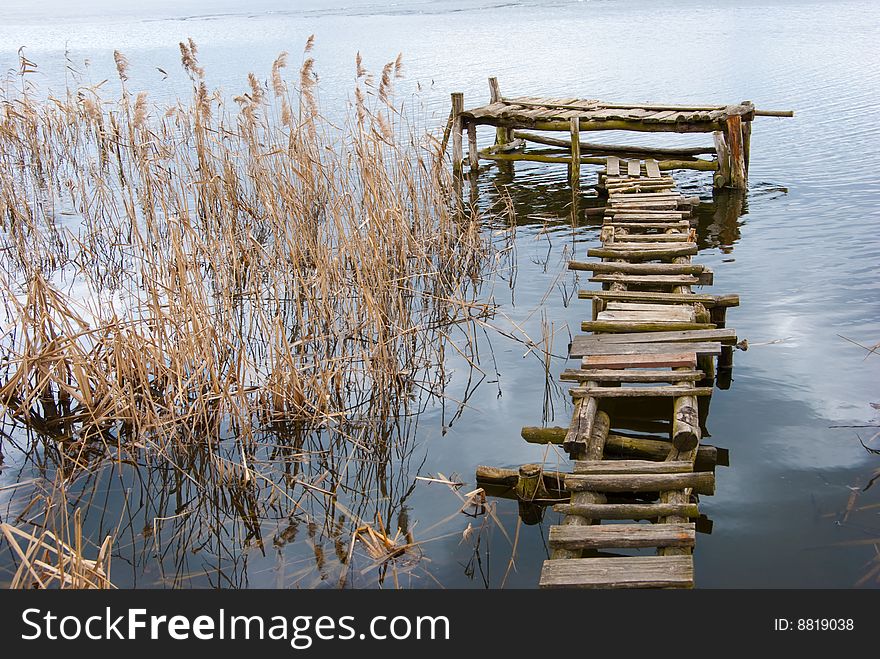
[451,78,791,189]
[473,155,743,588]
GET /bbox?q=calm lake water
[1,0,878,588]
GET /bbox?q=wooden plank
[606,155,620,176]
[564,471,715,495]
[569,385,714,398]
[591,274,701,287]
[548,523,695,550]
[580,321,716,333]
[548,523,696,550]
[580,353,697,369]
[571,261,704,275]
[603,222,692,230]
[604,302,696,311]
[606,233,691,242]
[572,328,738,345]
[596,308,696,322]
[645,159,661,177]
[573,340,720,358]
[626,159,641,176]
[553,502,700,520]
[561,368,704,383]
[599,241,694,249]
[587,246,697,260]
[578,290,740,307]
[574,460,693,474]
[539,555,693,589]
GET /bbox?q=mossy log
[553,502,700,520]
[565,472,715,496]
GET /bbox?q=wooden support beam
[726,115,746,189]
[467,120,479,171]
[513,130,716,157]
[553,502,700,520]
[564,471,715,496]
[569,117,581,189]
[672,394,701,451]
[451,93,464,177]
[488,77,512,146]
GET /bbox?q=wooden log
[531,119,724,133]
[672,394,701,451]
[549,522,695,550]
[580,321,716,333]
[596,307,697,322]
[578,290,740,307]
[579,352,698,369]
[515,463,550,502]
[571,328,737,345]
[539,555,693,589]
[475,465,566,492]
[565,472,715,495]
[563,396,598,454]
[513,130,716,156]
[603,222,692,230]
[573,341,720,357]
[451,93,464,177]
[569,385,714,398]
[561,368,705,383]
[552,411,611,560]
[741,119,751,175]
[590,274,701,286]
[712,130,730,189]
[553,502,700,520]
[479,151,718,171]
[574,460,693,474]
[467,121,479,171]
[587,246,697,260]
[569,117,581,189]
[598,233,691,243]
[726,115,746,189]
[487,77,513,146]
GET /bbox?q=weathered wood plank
[574,340,720,357]
[591,274,701,287]
[569,385,714,398]
[564,471,715,495]
[561,368,704,383]
[587,246,698,260]
[579,352,698,369]
[572,328,738,345]
[627,159,641,176]
[596,308,696,322]
[580,321,716,333]
[577,290,740,307]
[553,502,700,520]
[571,261,704,275]
[574,460,693,474]
[606,155,620,176]
[539,555,693,589]
[548,523,695,550]
[645,159,661,178]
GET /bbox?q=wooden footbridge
[457,79,792,588]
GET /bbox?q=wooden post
[451,93,464,177]
[569,117,581,190]
[741,120,751,178]
[712,131,730,189]
[726,115,746,189]
[515,464,550,502]
[488,77,512,146]
[467,120,479,172]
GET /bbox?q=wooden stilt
[569,117,581,189]
[726,115,746,189]
[488,77,512,146]
[712,131,730,189]
[451,93,464,178]
[741,120,752,178]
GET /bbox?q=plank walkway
[532,156,740,589]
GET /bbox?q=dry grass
[0,39,499,587]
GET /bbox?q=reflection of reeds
[0,39,497,588]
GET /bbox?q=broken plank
[548,523,695,550]
[539,555,693,589]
